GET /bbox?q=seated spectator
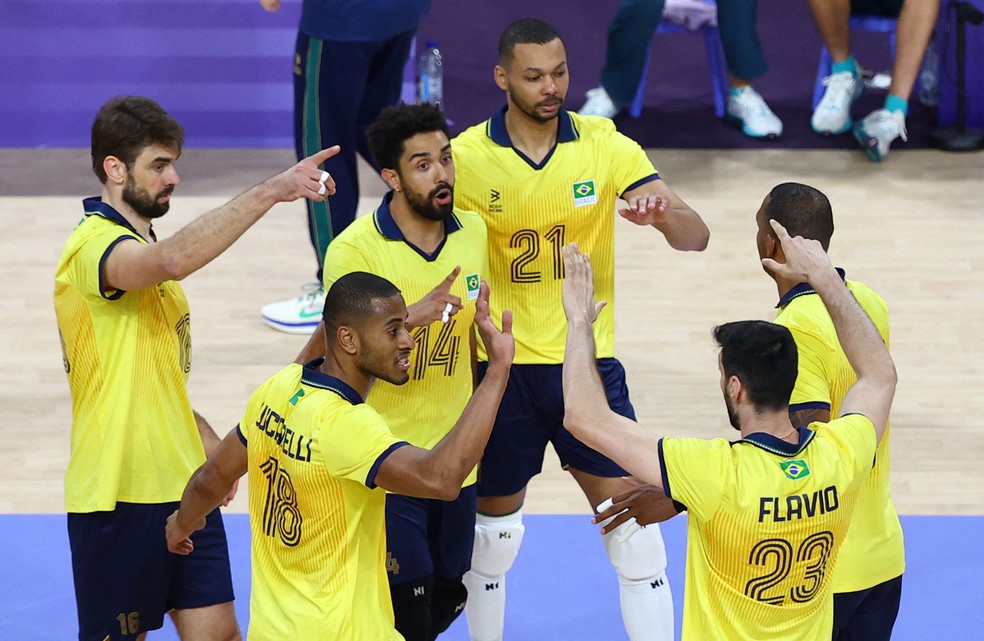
[580,0,783,139]
[810,0,940,161]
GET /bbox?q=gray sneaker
[725,86,783,139]
[579,86,619,119]
[853,108,908,162]
[811,71,863,135]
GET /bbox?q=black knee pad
[391,576,434,641]
[429,575,468,639]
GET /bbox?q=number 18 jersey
[453,109,659,364]
[658,415,876,641]
[239,363,409,640]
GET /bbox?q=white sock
[619,571,674,641]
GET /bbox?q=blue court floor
[1,514,979,640]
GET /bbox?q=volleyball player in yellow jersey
[55,95,340,641]
[756,183,904,640]
[166,271,515,641]
[450,18,709,641]
[560,220,898,641]
[293,103,489,641]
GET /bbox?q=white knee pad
[599,509,674,641]
[463,511,525,641]
[600,514,668,582]
[469,510,525,578]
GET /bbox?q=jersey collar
[739,426,816,456]
[301,359,364,405]
[82,197,157,241]
[372,191,462,261]
[775,267,847,308]
[486,105,579,148]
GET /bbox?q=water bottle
[417,39,443,108]
[918,37,940,107]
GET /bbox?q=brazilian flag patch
[572,180,598,207]
[466,273,481,300]
[780,459,811,480]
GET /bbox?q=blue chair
[812,15,898,108]
[629,3,729,119]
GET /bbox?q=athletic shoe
[260,283,324,334]
[811,71,863,135]
[853,108,908,162]
[579,86,619,119]
[725,86,783,139]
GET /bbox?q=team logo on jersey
[466,273,481,300]
[780,459,811,480]
[572,180,597,207]
[489,188,502,213]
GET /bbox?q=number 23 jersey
[658,415,876,641]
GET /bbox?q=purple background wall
[2,0,980,149]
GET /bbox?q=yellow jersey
[239,362,409,641]
[453,108,659,364]
[775,274,904,592]
[323,196,488,486]
[54,198,203,512]
[659,415,876,640]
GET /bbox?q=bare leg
[808,0,853,61]
[889,0,940,99]
[170,602,241,641]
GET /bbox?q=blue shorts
[476,359,634,498]
[833,574,903,641]
[385,485,477,584]
[68,502,234,641]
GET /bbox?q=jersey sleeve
[817,414,877,484]
[605,127,660,196]
[237,376,275,444]
[322,237,375,291]
[319,404,407,488]
[786,323,835,411]
[658,436,731,521]
[73,227,141,301]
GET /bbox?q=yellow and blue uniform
[56,197,232,641]
[453,108,658,494]
[323,195,488,481]
[239,361,409,641]
[659,416,877,641]
[775,273,905,635]
[323,194,488,618]
[453,108,659,364]
[55,198,203,512]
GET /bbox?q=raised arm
[104,146,340,292]
[762,220,897,441]
[619,179,709,251]
[165,427,248,555]
[372,281,514,498]
[560,244,665,488]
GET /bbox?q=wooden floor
[2,147,982,516]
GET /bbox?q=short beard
[123,174,171,219]
[508,86,564,123]
[404,182,454,221]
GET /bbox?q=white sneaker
[853,108,907,162]
[811,71,863,135]
[579,86,619,119]
[261,283,325,334]
[725,86,783,139]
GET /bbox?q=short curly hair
[366,102,450,173]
